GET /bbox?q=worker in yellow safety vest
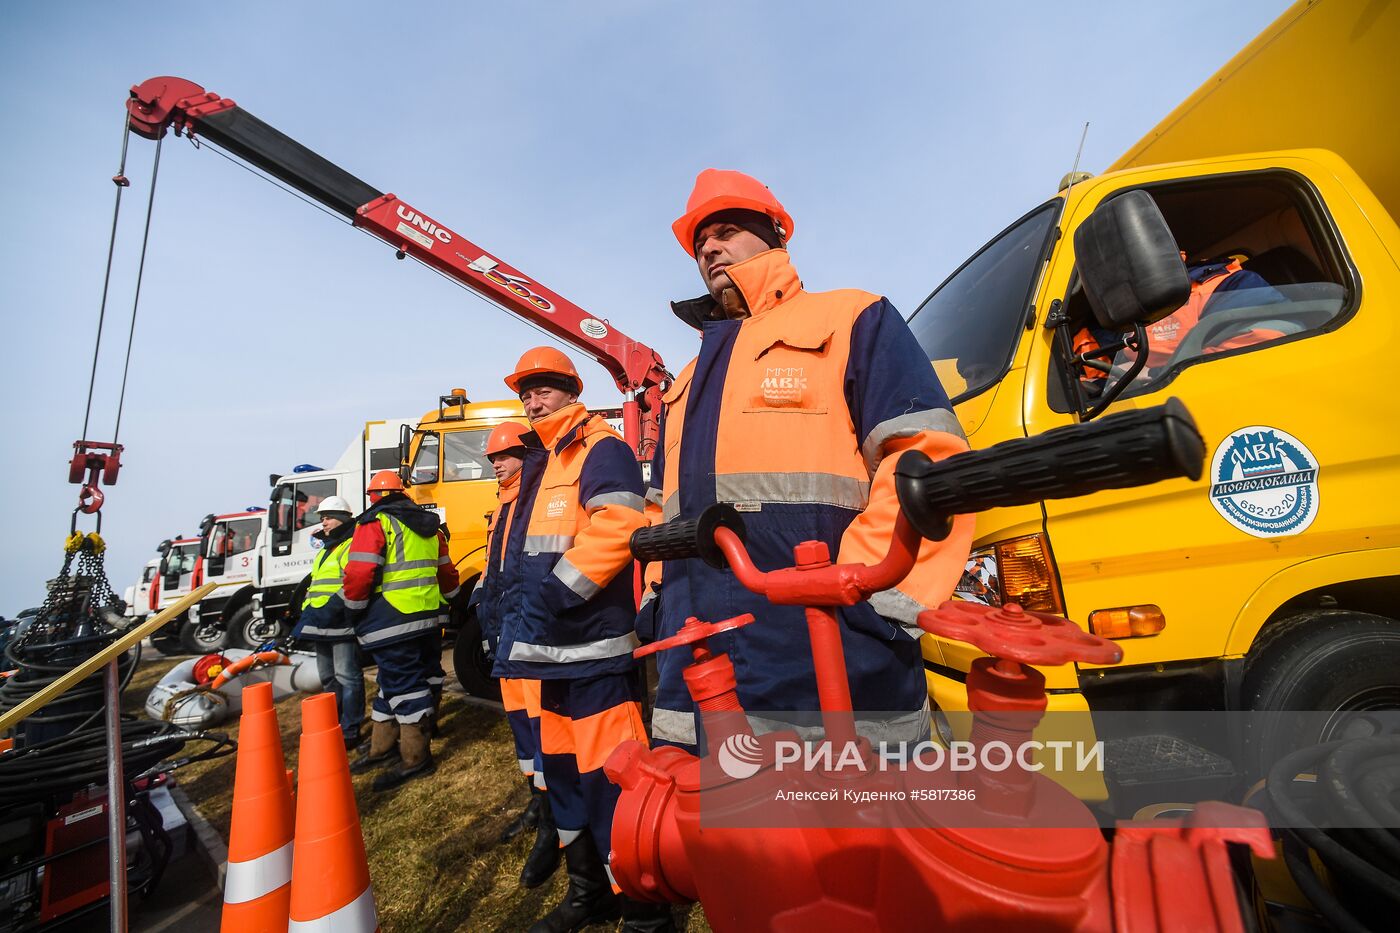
[345,471,460,792]
[291,495,365,749]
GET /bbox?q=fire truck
[147,536,201,654]
[251,419,415,637]
[121,558,160,626]
[184,508,267,651]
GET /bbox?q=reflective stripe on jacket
[343,494,458,648]
[494,403,647,680]
[295,529,353,641]
[645,248,974,739]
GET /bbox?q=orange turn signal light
[1088,605,1166,639]
[996,534,1064,615]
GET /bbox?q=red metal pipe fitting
[610,521,1272,931]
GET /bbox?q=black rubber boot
[349,720,399,774]
[620,896,679,933]
[500,777,543,843]
[527,833,620,932]
[372,721,437,791]
[519,789,561,888]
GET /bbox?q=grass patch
[125,651,709,931]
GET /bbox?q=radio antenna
[1060,122,1092,193]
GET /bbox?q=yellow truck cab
[908,0,1400,799]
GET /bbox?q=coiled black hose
[0,633,141,738]
[1267,737,1400,932]
[0,719,235,806]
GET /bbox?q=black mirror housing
[1073,190,1189,329]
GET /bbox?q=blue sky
[0,0,1288,615]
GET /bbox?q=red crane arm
[126,76,668,457]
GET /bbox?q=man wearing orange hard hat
[495,347,650,932]
[343,469,461,791]
[641,169,974,757]
[473,419,563,889]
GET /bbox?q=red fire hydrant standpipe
[607,401,1275,931]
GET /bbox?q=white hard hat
[318,496,353,516]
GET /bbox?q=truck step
[1104,734,1238,817]
[1106,734,1235,783]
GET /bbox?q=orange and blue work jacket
[493,403,648,680]
[473,441,545,660]
[644,248,973,748]
[1143,260,1285,369]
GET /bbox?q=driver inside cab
[1075,251,1287,391]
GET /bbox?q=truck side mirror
[398,423,412,467]
[1073,190,1189,328]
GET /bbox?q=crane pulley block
[68,440,123,515]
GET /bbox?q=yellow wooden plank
[0,583,217,734]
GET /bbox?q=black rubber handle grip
[629,504,747,569]
[894,397,1204,540]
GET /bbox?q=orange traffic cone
[221,681,294,932]
[288,692,379,932]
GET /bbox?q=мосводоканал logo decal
[1209,426,1320,538]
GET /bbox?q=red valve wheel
[918,601,1122,667]
[633,613,756,659]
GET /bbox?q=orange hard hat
[504,346,583,395]
[672,169,794,258]
[367,470,405,493]
[485,421,531,456]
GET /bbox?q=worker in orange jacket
[492,348,651,933]
[473,420,562,889]
[640,169,974,755]
[1073,251,1287,389]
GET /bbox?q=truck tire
[1242,610,1400,772]
[179,613,229,655]
[451,608,500,700]
[229,604,281,650]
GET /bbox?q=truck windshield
[907,202,1059,403]
[210,517,261,557]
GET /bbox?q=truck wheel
[229,604,281,650]
[451,609,500,700]
[179,614,229,655]
[1242,610,1400,772]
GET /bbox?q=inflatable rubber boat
[145,648,323,728]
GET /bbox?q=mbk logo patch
[546,493,569,518]
[761,366,808,404]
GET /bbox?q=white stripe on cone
[224,841,293,904]
[288,884,378,933]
